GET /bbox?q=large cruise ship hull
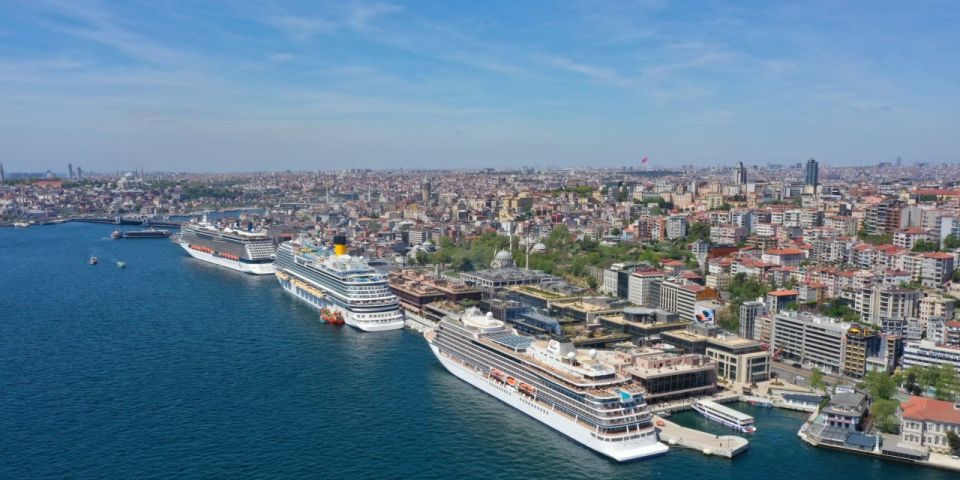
[277,274,404,332]
[429,344,669,462]
[180,243,275,275]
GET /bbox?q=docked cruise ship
[178,222,276,275]
[425,308,668,462]
[274,235,404,332]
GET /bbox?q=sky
[1,0,959,173]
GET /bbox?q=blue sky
[1,0,958,172]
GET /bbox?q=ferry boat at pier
[117,228,171,239]
[178,222,275,275]
[425,308,668,462]
[692,399,757,433]
[273,235,404,332]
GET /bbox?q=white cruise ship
[274,235,404,332]
[178,221,276,275]
[425,308,668,462]
[692,399,756,433]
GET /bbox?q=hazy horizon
[2,1,959,172]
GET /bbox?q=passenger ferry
[178,221,275,275]
[119,228,171,239]
[274,235,404,332]
[692,399,756,433]
[425,308,668,462]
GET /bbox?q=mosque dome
[490,250,517,269]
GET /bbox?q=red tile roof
[768,289,799,296]
[900,396,960,425]
[766,248,804,255]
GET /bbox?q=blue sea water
[0,223,955,479]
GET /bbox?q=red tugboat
[320,308,346,325]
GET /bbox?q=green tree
[717,307,738,332]
[871,398,901,434]
[857,229,893,245]
[810,368,825,391]
[912,239,940,252]
[415,250,429,265]
[945,234,960,250]
[863,371,897,400]
[687,222,711,242]
[821,301,860,323]
[903,366,922,395]
[935,363,958,401]
[947,430,960,454]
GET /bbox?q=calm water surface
[0,224,953,479]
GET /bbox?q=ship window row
[459,334,647,417]
[440,346,647,428]
[280,256,397,303]
[436,339,600,420]
[440,343,634,429]
[436,332,650,425]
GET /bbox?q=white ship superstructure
[425,308,668,462]
[178,222,276,275]
[692,399,756,433]
[274,235,404,332]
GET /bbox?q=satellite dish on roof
[588,349,597,358]
[566,352,576,360]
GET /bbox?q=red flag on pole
[641,156,649,164]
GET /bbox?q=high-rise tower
[804,158,819,187]
[733,161,747,185]
[420,180,432,205]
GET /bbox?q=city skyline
[1,1,959,172]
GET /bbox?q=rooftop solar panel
[489,333,533,350]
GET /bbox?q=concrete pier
[654,416,749,458]
[403,311,435,334]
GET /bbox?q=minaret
[0,163,4,183]
[525,237,531,271]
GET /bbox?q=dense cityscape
[5,1,960,478]
[5,158,960,471]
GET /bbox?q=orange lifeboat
[490,369,506,382]
[519,383,536,396]
[506,377,517,386]
[655,420,666,427]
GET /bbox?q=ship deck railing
[476,336,643,401]
[442,350,653,433]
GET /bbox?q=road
[770,360,848,389]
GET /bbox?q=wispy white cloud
[545,56,627,85]
[266,15,333,42]
[28,0,193,65]
[346,2,402,30]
